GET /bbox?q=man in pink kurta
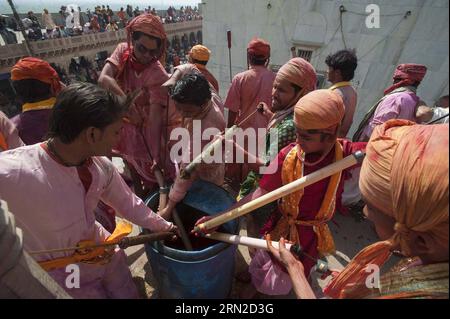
[0,83,176,298]
[159,73,226,220]
[98,14,180,187]
[0,111,24,152]
[353,63,427,142]
[224,38,276,186]
[225,38,275,131]
[105,42,176,183]
[360,90,420,140]
[325,49,358,138]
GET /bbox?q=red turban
[384,63,427,95]
[118,14,167,76]
[247,38,271,59]
[11,57,61,94]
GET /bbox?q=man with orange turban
[267,120,448,299]
[235,57,318,244]
[99,14,180,194]
[187,45,219,93]
[10,57,62,145]
[353,63,428,142]
[233,89,366,298]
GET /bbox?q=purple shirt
[363,90,419,139]
[12,109,52,145]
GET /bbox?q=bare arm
[98,62,126,96]
[267,238,317,299]
[287,261,317,299]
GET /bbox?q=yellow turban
[189,45,211,62]
[294,89,345,130]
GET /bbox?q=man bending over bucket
[0,83,177,298]
[158,74,226,221]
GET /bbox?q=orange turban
[11,57,61,94]
[189,45,211,62]
[126,14,167,43]
[360,120,449,248]
[294,90,344,130]
[325,120,449,298]
[276,58,317,98]
[247,38,271,59]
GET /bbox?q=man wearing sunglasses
[99,14,180,193]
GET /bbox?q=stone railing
[0,20,202,69]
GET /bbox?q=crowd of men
[0,13,448,299]
[0,4,201,44]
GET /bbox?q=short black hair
[12,79,52,103]
[325,49,358,81]
[48,82,129,144]
[132,31,162,48]
[248,54,268,66]
[170,73,211,106]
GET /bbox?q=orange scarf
[269,142,343,255]
[38,221,132,272]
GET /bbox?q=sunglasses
[134,41,160,57]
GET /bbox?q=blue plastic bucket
[144,180,238,299]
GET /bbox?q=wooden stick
[205,232,293,251]
[206,232,329,273]
[182,125,240,177]
[28,232,175,255]
[182,106,263,177]
[172,209,193,251]
[194,151,365,233]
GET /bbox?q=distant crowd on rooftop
[0,4,201,44]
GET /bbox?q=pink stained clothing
[107,42,177,184]
[0,111,24,151]
[0,144,174,298]
[174,63,224,113]
[334,86,358,138]
[168,100,226,203]
[362,90,419,140]
[225,65,276,130]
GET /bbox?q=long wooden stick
[205,232,329,273]
[172,209,194,251]
[182,106,263,178]
[205,232,293,251]
[194,151,365,233]
[28,232,175,255]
